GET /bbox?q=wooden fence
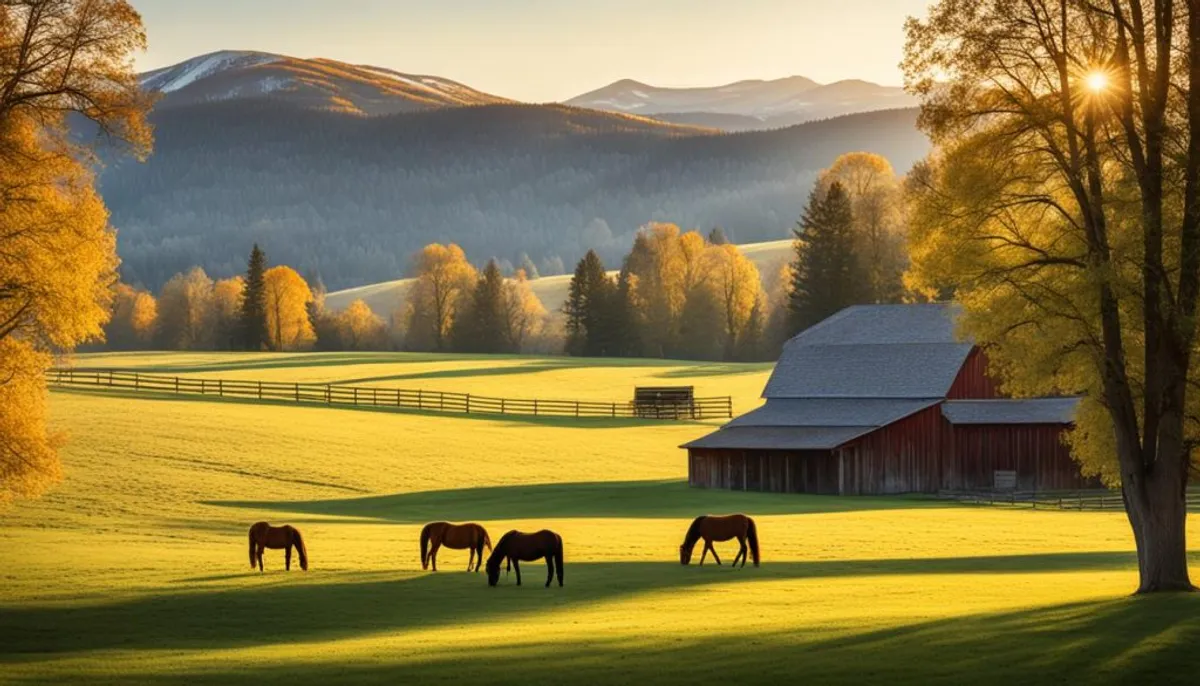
[938,488,1200,511]
[47,368,734,421]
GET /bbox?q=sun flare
[1085,71,1108,93]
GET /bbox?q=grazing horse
[679,514,759,568]
[420,521,492,572]
[248,521,308,572]
[485,530,564,587]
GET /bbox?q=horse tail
[293,528,309,571]
[746,516,760,567]
[482,528,492,552]
[554,533,564,585]
[420,523,433,570]
[248,526,257,568]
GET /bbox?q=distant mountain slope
[102,100,927,292]
[324,240,794,320]
[140,50,512,115]
[566,76,918,131]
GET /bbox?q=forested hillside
[102,102,928,291]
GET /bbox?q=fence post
[109,370,114,387]
[466,394,471,414]
[326,385,331,404]
[258,381,262,400]
[373,388,378,406]
[200,379,205,395]
[353,388,358,406]
[611,402,616,418]
[576,401,580,417]
[417,389,423,410]
[134,373,139,392]
[440,392,444,411]
[176,376,180,394]
[218,379,223,397]
[533,399,538,416]
[295,383,300,402]
[500,398,505,414]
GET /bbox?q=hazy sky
[135,0,932,102]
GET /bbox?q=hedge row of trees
[104,245,390,353]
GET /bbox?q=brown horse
[248,521,308,572]
[485,530,564,587]
[679,514,759,567]
[420,521,492,572]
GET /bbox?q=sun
[1085,71,1109,94]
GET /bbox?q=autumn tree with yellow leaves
[404,243,477,351]
[904,0,1200,592]
[263,266,316,351]
[0,0,152,503]
[105,284,157,350]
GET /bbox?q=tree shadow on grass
[0,553,1179,662]
[85,595,1200,686]
[50,387,712,429]
[208,480,949,522]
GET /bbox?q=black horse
[485,530,564,587]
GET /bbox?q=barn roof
[763,304,971,400]
[727,398,941,428]
[942,398,1080,425]
[682,398,939,451]
[682,426,876,451]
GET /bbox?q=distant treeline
[100,101,929,291]
[103,153,915,361]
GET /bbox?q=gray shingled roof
[762,342,974,399]
[682,426,875,451]
[787,303,964,347]
[942,398,1080,425]
[727,398,941,428]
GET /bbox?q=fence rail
[938,488,1200,511]
[47,368,734,421]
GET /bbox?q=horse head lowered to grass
[485,529,564,587]
[679,514,759,567]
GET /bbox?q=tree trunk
[1125,476,1192,593]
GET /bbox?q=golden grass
[2,352,1198,685]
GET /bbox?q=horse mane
[291,526,309,571]
[682,516,706,547]
[486,530,517,570]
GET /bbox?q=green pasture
[1,352,1198,684]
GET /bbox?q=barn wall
[943,423,1096,491]
[688,449,839,495]
[840,405,945,495]
[947,348,1004,399]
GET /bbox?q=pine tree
[239,244,269,350]
[708,227,729,245]
[788,182,866,335]
[453,260,508,353]
[563,250,618,356]
[564,256,590,356]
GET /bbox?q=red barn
[683,304,1092,495]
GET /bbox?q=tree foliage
[904,0,1200,592]
[155,267,214,350]
[0,0,152,504]
[404,243,477,352]
[105,284,157,350]
[239,244,268,350]
[788,182,865,334]
[263,266,315,351]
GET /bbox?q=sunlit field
[2,352,1198,685]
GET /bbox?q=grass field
[2,352,1199,685]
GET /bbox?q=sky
[135,0,933,102]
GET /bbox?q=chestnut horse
[485,530,564,587]
[679,514,759,567]
[420,521,492,572]
[248,521,308,572]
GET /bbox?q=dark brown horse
[248,521,308,572]
[420,521,492,572]
[485,530,564,587]
[679,514,759,567]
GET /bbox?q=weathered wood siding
[838,404,945,495]
[943,423,1096,491]
[946,348,1004,399]
[688,449,840,494]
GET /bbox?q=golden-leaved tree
[263,266,315,351]
[404,243,477,351]
[904,0,1200,592]
[337,299,387,350]
[106,283,157,349]
[0,0,152,504]
[211,276,245,350]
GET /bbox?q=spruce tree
[563,250,621,357]
[239,244,269,350]
[564,256,590,356]
[453,260,508,353]
[787,182,865,335]
[708,227,729,245]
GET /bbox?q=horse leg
[545,558,554,587]
[430,541,440,572]
[699,543,708,566]
[708,541,722,566]
[513,560,522,586]
[286,544,293,571]
[467,547,475,572]
[735,536,747,568]
[257,544,265,572]
[475,542,484,572]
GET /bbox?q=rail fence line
[938,488,1200,511]
[47,368,734,421]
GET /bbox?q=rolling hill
[565,76,918,131]
[102,101,927,292]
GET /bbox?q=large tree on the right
[904,1,1200,593]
